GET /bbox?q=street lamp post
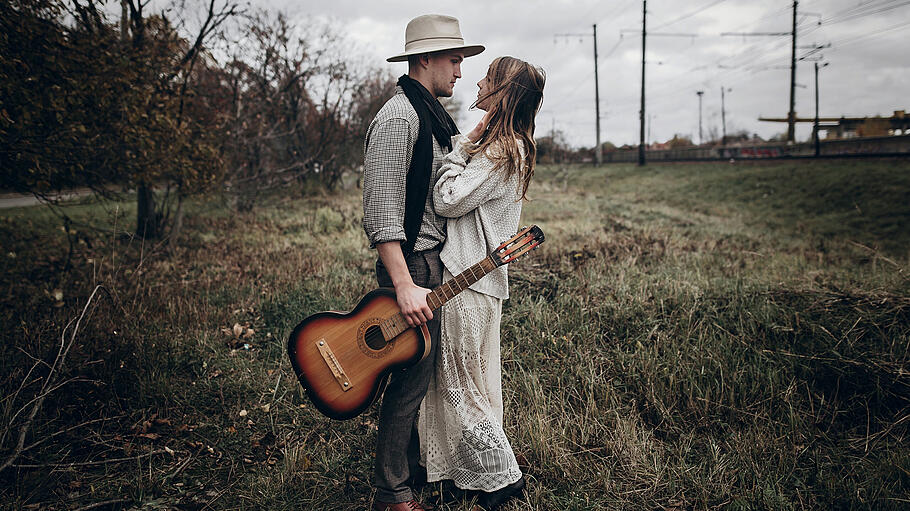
[814,61,829,157]
[696,90,704,145]
[721,87,731,146]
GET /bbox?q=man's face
[426,51,464,98]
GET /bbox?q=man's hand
[395,281,433,327]
[375,241,434,327]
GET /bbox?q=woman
[418,56,545,510]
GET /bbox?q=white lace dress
[418,135,524,492]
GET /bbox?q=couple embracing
[362,14,545,511]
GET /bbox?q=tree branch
[12,448,174,469]
[0,285,108,473]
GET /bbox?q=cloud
[244,0,910,146]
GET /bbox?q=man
[362,14,484,511]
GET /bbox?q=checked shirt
[362,87,447,252]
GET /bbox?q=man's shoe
[475,476,526,510]
[372,500,429,511]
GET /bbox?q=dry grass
[1,158,908,510]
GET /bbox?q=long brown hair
[469,56,545,199]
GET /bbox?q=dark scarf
[397,74,459,255]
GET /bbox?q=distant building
[759,110,909,139]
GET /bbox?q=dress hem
[424,470,523,493]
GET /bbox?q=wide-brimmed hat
[386,14,485,63]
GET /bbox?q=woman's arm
[433,135,509,218]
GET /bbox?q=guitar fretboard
[426,256,497,310]
[381,256,498,339]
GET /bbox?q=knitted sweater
[433,134,524,300]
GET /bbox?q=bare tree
[218,12,396,209]
[122,0,241,240]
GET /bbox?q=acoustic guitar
[287,225,545,420]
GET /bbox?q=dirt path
[0,189,97,209]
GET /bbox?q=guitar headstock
[490,225,545,267]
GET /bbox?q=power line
[721,1,793,35]
[538,68,596,114]
[652,0,729,31]
[821,0,910,24]
[717,1,800,142]
[825,17,910,51]
[552,25,603,161]
[644,9,819,97]
[601,36,626,60]
[595,0,641,28]
[643,33,793,98]
[545,1,906,146]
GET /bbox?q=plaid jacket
[362,87,447,252]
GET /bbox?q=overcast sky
[198,0,910,147]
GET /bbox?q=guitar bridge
[316,339,353,392]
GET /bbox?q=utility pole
[722,1,807,144]
[814,61,828,157]
[721,87,728,146]
[787,0,798,143]
[696,90,704,145]
[554,26,601,164]
[639,0,647,166]
[593,24,602,165]
[627,1,696,165]
[647,114,652,146]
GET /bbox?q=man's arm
[363,111,432,327]
[376,242,433,327]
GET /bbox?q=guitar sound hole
[364,325,387,351]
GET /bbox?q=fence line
[603,134,910,162]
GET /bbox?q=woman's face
[476,71,492,111]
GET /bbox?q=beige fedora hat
[387,14,485,63]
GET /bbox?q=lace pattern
[419,270,522,492]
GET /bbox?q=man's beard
[434,81,454,98]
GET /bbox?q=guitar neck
[426,256,498,311]
[381,256,498,341]
[378,225,543,343]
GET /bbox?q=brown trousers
[373,248,442,503]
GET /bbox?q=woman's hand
[466,111,493,143]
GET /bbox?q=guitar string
[366,325,386,350]
[380,245,534,340]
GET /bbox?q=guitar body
[287,225,544,421]
[286,288,430,420]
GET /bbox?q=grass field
[1,158,908,510]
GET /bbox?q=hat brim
[387,44,486,63]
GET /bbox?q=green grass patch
[1,159,908,509]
